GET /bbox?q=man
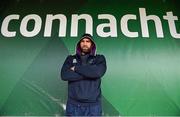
[61,33,107,116]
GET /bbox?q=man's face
[80,38,92,53]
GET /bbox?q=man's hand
[70,66,75,71]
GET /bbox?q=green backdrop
[0,0,180,116]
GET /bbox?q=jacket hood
[76,34,96,56]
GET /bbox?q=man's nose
[83,42,88,45]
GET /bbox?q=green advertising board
[0,0,180,116]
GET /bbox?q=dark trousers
[65,102,102,116]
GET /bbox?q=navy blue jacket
[61,36,107,106]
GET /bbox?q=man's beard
[81,46,91,53]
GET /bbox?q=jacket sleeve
[74,55,107,79]
[61,55,84,81]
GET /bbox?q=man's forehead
[81,38,91,41]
